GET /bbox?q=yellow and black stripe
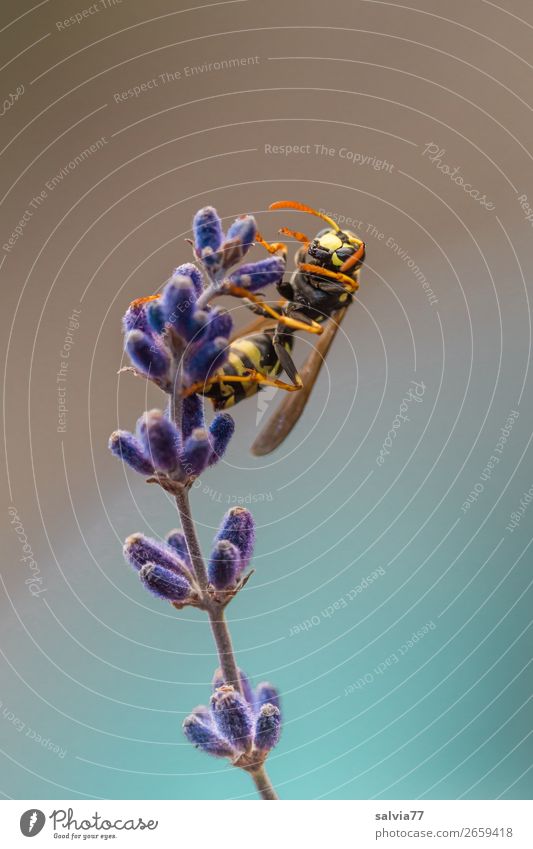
[200,330,294,410]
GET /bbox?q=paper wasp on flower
[121,201,365,457]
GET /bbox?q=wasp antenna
[269,200,341,231]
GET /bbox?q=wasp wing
[250,307,347,455]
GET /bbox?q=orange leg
[183,370,302,398]
[278,226,311,247]
[255,231,287,257]
[298,263,360,293]
[226,285,323,335]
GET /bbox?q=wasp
[195,201,366,454]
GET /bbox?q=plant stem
[206,606,241,692]
[249,765,279,800]
[169,342,279,800]
[174,488,209,591]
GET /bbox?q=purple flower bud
[255,682,281,716]
[165,530,192,568]
[161,276,196,331]
[146,300,166,334]
[173,263,204,298]
[191,704,211,723]
[186,337,228,383]
[254,703,281,751]
[208,413,235,465]
[139,563,191,602]
[215,507,255,570]
[205,307,233,341]
[125,330,169,377]
[193,206,223,265]
[210,686,253,753]
[184,309,210,344]
[122,299,152,333]
[181,394,205,440]
[183,712,235,758]
[108,431,155,475]
[208,540,241,589]
[123,533,189,577]
[220,215,257,270]
[227,256,285,292]
[181,428,212,476]
[137,409,180,472]
[212,667,254,707]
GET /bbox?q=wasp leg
[226,285,323,335]
[298,262,359,293]
[255,232,287,257]
[183,370,302,398]
[278,226,311,248]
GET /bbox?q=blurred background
[1,0,532,800]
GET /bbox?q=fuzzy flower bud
[123,533,189,577]
[173,263,204,297]
[125,330,169,377]
[165,530,191,568]
[208,540,241,589]
[137,409,180,473]
[186,337,228,383]
[181,394,205,440]
[182,712,235,758]
[208,413,235,465]
[254,703,281,752]
[122,298,153,333]
[108,431,154,475]
[193,206,223,268]
[161,276,196,335]
[146,299,166,334]
[220,215,257,268]
[212,667,254,707]
[255,682,281,716]
[215,507,255,570]
[181,428,212,476]
[210,686,253,753]
[139,563,191,602]
[227,256,285,292]
[205,307,233,341]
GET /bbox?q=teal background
[1,0,532,800]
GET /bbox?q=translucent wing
[250,308,347,455]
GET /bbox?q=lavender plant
[109,207,284,800]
